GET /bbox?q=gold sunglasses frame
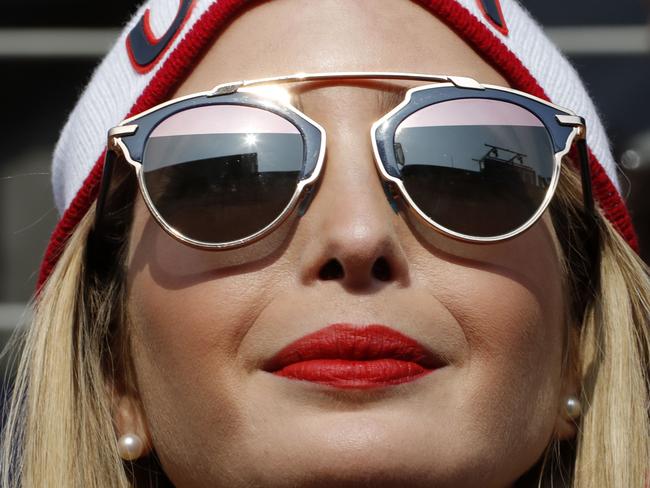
[101,71,586,250]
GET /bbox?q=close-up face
[119,0,578,486]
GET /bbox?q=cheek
[415,231,566,450]
[125,200,284,474]
[443,267,552,367]
[128,266,278,478]
[129,273,263,367]
[126,196,279,378]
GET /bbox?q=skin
[114,0,579,486]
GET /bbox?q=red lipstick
[263,323,444,389]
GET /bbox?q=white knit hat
[38,0,638,287]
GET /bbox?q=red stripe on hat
[37,0,639,292]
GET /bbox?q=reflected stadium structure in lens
[475,144,551,190]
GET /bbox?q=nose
[297,118,410,292]
[307,221,411,291]
[299,206,411,290]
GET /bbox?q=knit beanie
[37,0,639,289]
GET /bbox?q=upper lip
[262,323,445,372]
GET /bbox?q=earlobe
[554,323,582,441]
[112,390,153,460]
[555,393,582,441]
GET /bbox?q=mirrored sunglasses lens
[395,98,555,238]
[142,105,304,243]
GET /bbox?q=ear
[110,383,153,459]
[554,325,581,441]
[554,388,581,440]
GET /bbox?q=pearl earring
[564,394,582,420]
[117,433,144,461]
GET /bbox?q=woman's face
[120,0,577,486]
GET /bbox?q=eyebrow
[376,88,408,115]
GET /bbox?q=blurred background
[1,0,650,341]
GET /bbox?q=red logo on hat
[126,0,196,74]
[476,0,509,36]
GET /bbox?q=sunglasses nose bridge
[294,123,400,228]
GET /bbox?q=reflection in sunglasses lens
[395,98,555,237]
[142,105,303,243]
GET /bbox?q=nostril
[319,258,344,280]
[371,256,392,282]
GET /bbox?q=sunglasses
[95,71,595,249]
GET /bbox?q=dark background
[1,0,650,334]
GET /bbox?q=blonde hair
[1,160,649,487]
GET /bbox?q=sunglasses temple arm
[92,147,117,237]
[576,132,602,293]
[577,137,595,216]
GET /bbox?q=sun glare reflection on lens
[244,133,258,146]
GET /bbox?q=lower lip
[271,358,436,389]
